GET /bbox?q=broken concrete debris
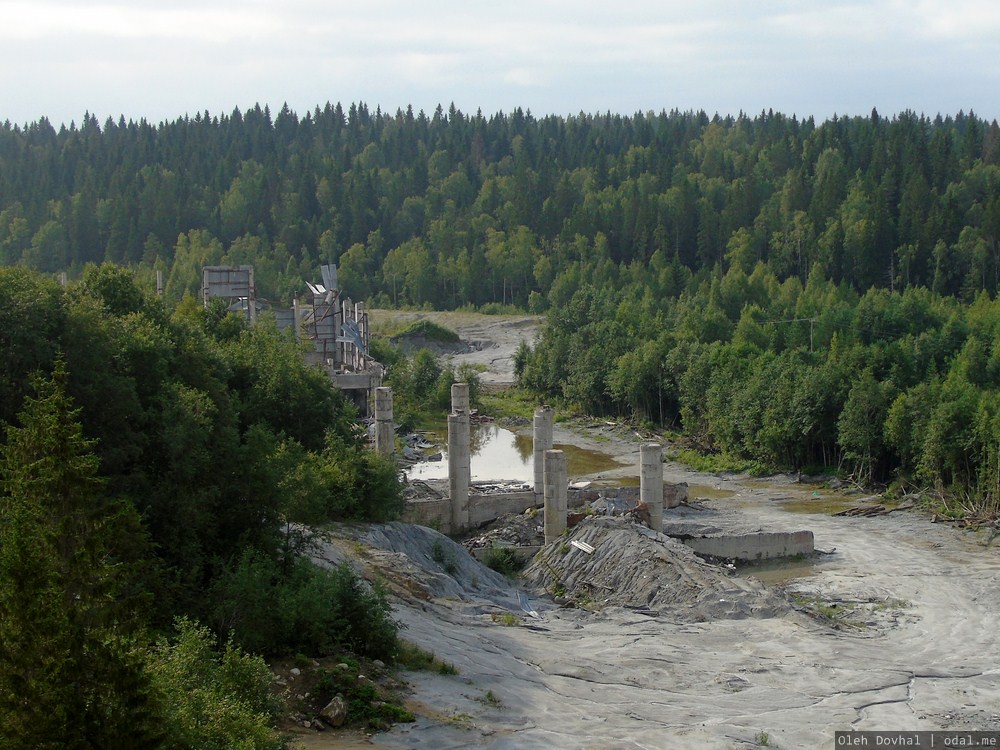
[523,517,791,620]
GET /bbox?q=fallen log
[834,502,914,518]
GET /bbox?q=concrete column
[374,387,394,456]
[448,411,470,533]
[247,266,257,325]
[640,443,664,532]
[156,269,164,296]
[533,406,554,504]
[543,449,567,544]
[451,382,470,414]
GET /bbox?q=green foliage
[145,618,282,750]
[0,363,160,749]
[8,107,1000,314]
[431,539,459,575]
[483,546,526,578]
[393,318,460,343]
[314,664,414,729]
[226,321,357,452]
[386,346,481,428]
[209,553,401,661]
[395,640,458,675]
[0,267,64,427]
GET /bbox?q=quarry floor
[289,312,1000,750]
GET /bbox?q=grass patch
[478,690,504,708]
[669,447,769,476]
[395,640,460,675]
[479,388,539,421]
[490,612,521,627]
[790,594,864,629]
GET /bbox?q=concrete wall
[682,530,814,562]
[402,483,689,536]
[403,487,607,534]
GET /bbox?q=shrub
[395,319,460,343]
[209,552,401,661]
[145,617,282,750]
[483,546,526,578]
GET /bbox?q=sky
[3,0,1000,128]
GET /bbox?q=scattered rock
[319,695,348,727]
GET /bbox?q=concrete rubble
[522,516,791,620]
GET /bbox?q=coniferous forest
[4,104,1000,505]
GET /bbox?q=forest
[3,104,1000,308]
[3,103,1000,507]
[0,264,406,748]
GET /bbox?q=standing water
[404,422,624,482]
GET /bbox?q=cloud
[1,0,999,126]
[0,1,275,42]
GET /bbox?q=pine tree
[0,360,162,749]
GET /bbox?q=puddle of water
[739,557,818,586]
[405,422,623,482]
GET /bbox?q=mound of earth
[308,522,530,615]
[522,517,791,621]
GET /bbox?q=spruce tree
[0,360,161,749]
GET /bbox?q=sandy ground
[297,312,1000,750]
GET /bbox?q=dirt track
[307,312,1000,750]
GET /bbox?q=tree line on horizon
[2,103,1000,308]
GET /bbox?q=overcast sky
[3,0,1000,128]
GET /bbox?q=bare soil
[288,312,1000,750]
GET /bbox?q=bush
[145,617,282,750]
[483,546,526,578]
[275,434,404,525]
[209,552,401,661]
[394,319,460,343]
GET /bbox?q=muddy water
[404,422,624,482]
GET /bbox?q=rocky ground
[284,311,1000,750]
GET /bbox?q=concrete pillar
[374,387,394,456]
[543,449,567,544]
[451,382,470,414]
[247,266,257,325]
[448,411,470,533]
[640,443,664,532]
[156,269,164,296]
[533,406,554,504]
